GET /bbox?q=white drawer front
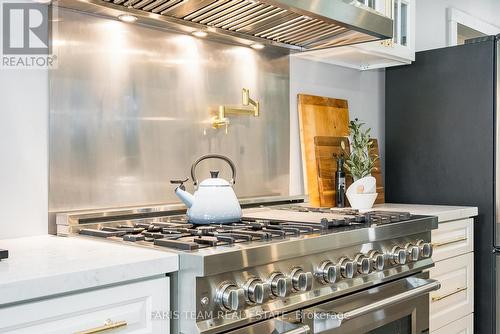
[0,277,169,334]
[431,313,473,334]
[429,253,473,331]
[432,218,473,262]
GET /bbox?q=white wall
[0,70,48,239]
[416,0,500,51]
[289,57,385,195]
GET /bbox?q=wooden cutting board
[298,94,350,207]
[315,136,385,207]
[369,139,385,204]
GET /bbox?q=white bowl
[347,192,378,210]
[346,176,376,195]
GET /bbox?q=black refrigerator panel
[386,39,496,333]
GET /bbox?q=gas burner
[196,226,218,236]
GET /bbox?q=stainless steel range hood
[54,0,393,51]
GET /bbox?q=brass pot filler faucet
[212,88,260,133]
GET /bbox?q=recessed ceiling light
[118,14,138,23]
[250,43,265,50]
[192,30,208,38]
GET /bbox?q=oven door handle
[282,325,311,334]
[309,279,440,330]
[343,279,440,320]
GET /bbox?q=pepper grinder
[334,154,346,208]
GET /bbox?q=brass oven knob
[390,246,407,265]
[290,267,313,292]
[354,254,371,275]
[368,250,385,271]
[338,257,357,278]
[268,272,288,298]
[405,243,420,262]
[417,240,433,258]
[316,261,338,284]
[216,282,245,311]
[244,278,270,304]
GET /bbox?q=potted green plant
[341,118,378,181]
[341,118,379,209]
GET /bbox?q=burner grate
[76,209,413,251]
[365,211,412,224]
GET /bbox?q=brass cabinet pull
[432,236,467,248]
[431,287,467,302]
[74,319,127,334]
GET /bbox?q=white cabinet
[295,0,415,70]
[432,313,473,334]
[429,252,474,331]
[429,218,474,333]
[432,218,474,262]
[0,277,169,334]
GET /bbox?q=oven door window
[309,302,421,334]
[368,315,411,334]
[301,276,438,334]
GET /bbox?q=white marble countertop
[369,203,478,222]
[0,235,178,306]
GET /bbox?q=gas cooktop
[76,208,415,251]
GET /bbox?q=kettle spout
[175,187,194,208]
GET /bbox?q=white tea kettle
[171,154,242,225]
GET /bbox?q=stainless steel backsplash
[49,9,290,212]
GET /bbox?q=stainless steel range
[56,197,440,334]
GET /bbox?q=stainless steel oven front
[227,274,439,334]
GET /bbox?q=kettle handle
[191,154,236,186]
